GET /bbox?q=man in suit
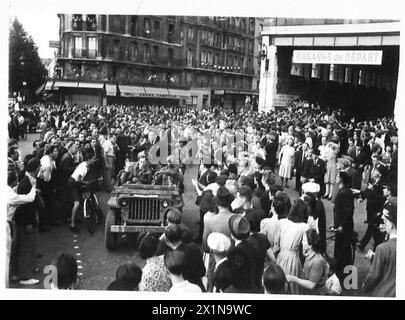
[362,201,396,297]
[85,137,102,181]
[309,149,326,195]
[264,133,278,171]
[346,137,356,157]
[57,141,78,222]
[301,147,313,186]
[333,171,355,283]
[356,165,386,251]
[165,224,206,292]
[294,142,309,194]
[350,142,368,190]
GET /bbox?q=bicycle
[78,179,103,234]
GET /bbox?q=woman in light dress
[323,141,339,200]
[273,199,309,295]
[278,138,296,188]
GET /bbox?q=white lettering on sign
[273,94,300,107]
[293,50,383,65]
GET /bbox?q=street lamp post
[259,44,269,110]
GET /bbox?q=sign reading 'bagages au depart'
[293,50,383,65]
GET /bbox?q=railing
[71,49,98,59]
[72,20,97,31]
[183,59,254,74]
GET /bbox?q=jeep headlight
[161,200,169,208]
[119,199,129,208]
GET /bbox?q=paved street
[11,133,373,294]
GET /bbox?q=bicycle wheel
[91,193,103,223]
[83,198,96,235]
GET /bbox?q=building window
[86,15,97,31]
[186,72,192,85]
[241,19,246,32]
[216,33,221,47]
[168,24,174,43]
[168,48,174,62]
[187,49,193,67]
[112,15,121,33]
[201,50,207,66]
[248,58,252,72]
[74,36,82,57]
[239,57,244,70]
[153,20,160,38]
[143,43,150,62]
[187,27,194,41]
[201,29,207,43]
[152,46,159,63]
[130,16,137,36]
[228,55,232,67]
[113,39,120,60]
[144,18,151,37]
[72,14,83,31]
[208,31,213,45]
[248,40,253,51]
[249,18,255,32]
[131,42,138,61]
[88,37,96,58]
[72,63,82,77]
[214,54,219,67]
[208,52,213,65]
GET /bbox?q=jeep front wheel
[105,209,118,251]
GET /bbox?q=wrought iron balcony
[71,49,98,59]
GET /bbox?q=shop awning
[144,87,171,97]
[77,82,104,89]
[167,88,190,98]
[214,89,259,96]
[35,83,46,95]
[53,81,78,89]
[106,84,117,96]
[118,85,145,97]
[45,81,54,91]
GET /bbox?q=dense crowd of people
[6,100,398,296]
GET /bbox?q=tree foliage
[9,18,48,102]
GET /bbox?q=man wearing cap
[229,214,273,291]
[362,201,396,297]
[207,232,232,293]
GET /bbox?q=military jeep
[105,183,183,251]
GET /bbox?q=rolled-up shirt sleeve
[8,186,36,206]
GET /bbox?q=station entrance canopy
[293,50,383,65]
